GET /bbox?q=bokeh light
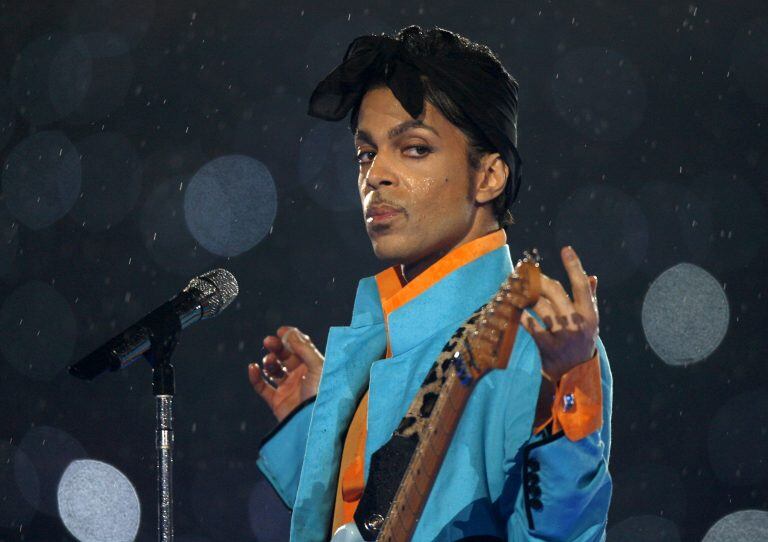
[554,183,648,287]
[298,121,361,212]
[550,47,647,141]
[63,33,135,124]
[16,426,86,516]
[139,179,218,277]
[184,155,277,257]
[0,281,78,380]
[707,390,768,487]
[702,509,768,542]
[69,132,142,231]
[57,459,140,542]
[606,515,681,542]
[731,18,768,105]
[2,130,82,230]
[642,263,729,366]
[10,33,92,125]
[0,442,36,530]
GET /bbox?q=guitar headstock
[461,249,541,377]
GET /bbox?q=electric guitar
[332,252,541,542]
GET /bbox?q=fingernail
[564,246,575,260]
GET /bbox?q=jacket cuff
[550,349,603,441]
[258,395,317,450]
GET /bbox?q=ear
[473,152,509,205]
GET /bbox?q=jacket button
[529,485,542,498]
[526,473,540,485]
[526,460,540,473]
[530,498,543,511]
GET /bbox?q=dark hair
[348,28,515,227]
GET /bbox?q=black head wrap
[307,25,523,207]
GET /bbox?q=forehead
[355,86,459,142]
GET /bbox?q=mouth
[365,204,406,227]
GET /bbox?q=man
[249,25,612,541]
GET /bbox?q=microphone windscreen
[185,268,239,319]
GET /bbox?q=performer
[249,25,612,541]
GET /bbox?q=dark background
[1,1,767,541]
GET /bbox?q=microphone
[69,268,239,380]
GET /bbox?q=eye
[355,150,375,164]
[405,145,432,158]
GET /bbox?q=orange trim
[533,350,603,441]
[331,228,508,533]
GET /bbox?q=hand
[521,246,599,383]
[248,326,324,422]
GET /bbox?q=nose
[361,153,396,193]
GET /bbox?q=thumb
[281,328,324,371]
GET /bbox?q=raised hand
[520,246,599,383]
[248,326,324,422]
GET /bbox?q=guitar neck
[377,352,476,541]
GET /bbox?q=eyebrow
[354,119,440,145]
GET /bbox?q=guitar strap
[352,302,488,540]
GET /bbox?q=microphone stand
[144,307,183,542]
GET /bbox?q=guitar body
[331,522,364,542]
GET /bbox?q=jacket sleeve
[506,336,613,541]
[256,396,316,509]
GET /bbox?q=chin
[369,232,413,265]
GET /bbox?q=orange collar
[375,228,507,355]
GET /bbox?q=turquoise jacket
[257,244,613,541]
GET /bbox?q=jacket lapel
[289,277,387,541]
[365,246,513,479]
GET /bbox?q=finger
[248,362,275,400]
[530,297,561,331]
[588,275,597,298]
[262,352,289,378]
[263,334,290,361]
[561,246,593,314]
[280,328,324,372]
[539,275,574,318]
[521,313,557,350]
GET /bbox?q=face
[354,86,486,273]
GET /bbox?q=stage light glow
[66,0,155,49]
[703,509,768,541]
[57,459,140,542]
[2,131,82,230]
[184,155,277,257]
[642,263,729,366]
[0,281,77,381]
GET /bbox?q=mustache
[363,195,407,213]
